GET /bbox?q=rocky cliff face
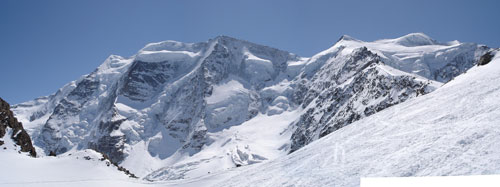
[286,34,489,152]
[289,47,437,152]
[0,98,36,157]
[11,33,490,179]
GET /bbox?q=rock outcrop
[0,97,36,157]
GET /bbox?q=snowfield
[0,149,146,187]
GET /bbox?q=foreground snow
[0,149,146,187]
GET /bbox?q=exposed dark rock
[49,150,56,156]
[478,51,494,66]
[85,118,128,163]
[94,149,138,178]
[88,134,125,163]
[122,60,177,101]
[0,97,37,157]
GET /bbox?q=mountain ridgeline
[11,33,493,179]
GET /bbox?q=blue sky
[1,0,499,104]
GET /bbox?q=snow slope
[143,110,299,181]
[214,51,500,186]
[0,149,145,187]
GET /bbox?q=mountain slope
[214,50,500,187]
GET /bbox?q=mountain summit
[382,32,438,46]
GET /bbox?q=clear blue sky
[1,0,499,104]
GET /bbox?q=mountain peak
[214,35,238,41]
[337,35,360,42]
[140,40,199,52]
[401,32,431,38]
[392,32,437,46]
[212,35,257,47]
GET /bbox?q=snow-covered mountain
[213,49,500,187]
[10,33,492,181]
[289,33,488,152]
